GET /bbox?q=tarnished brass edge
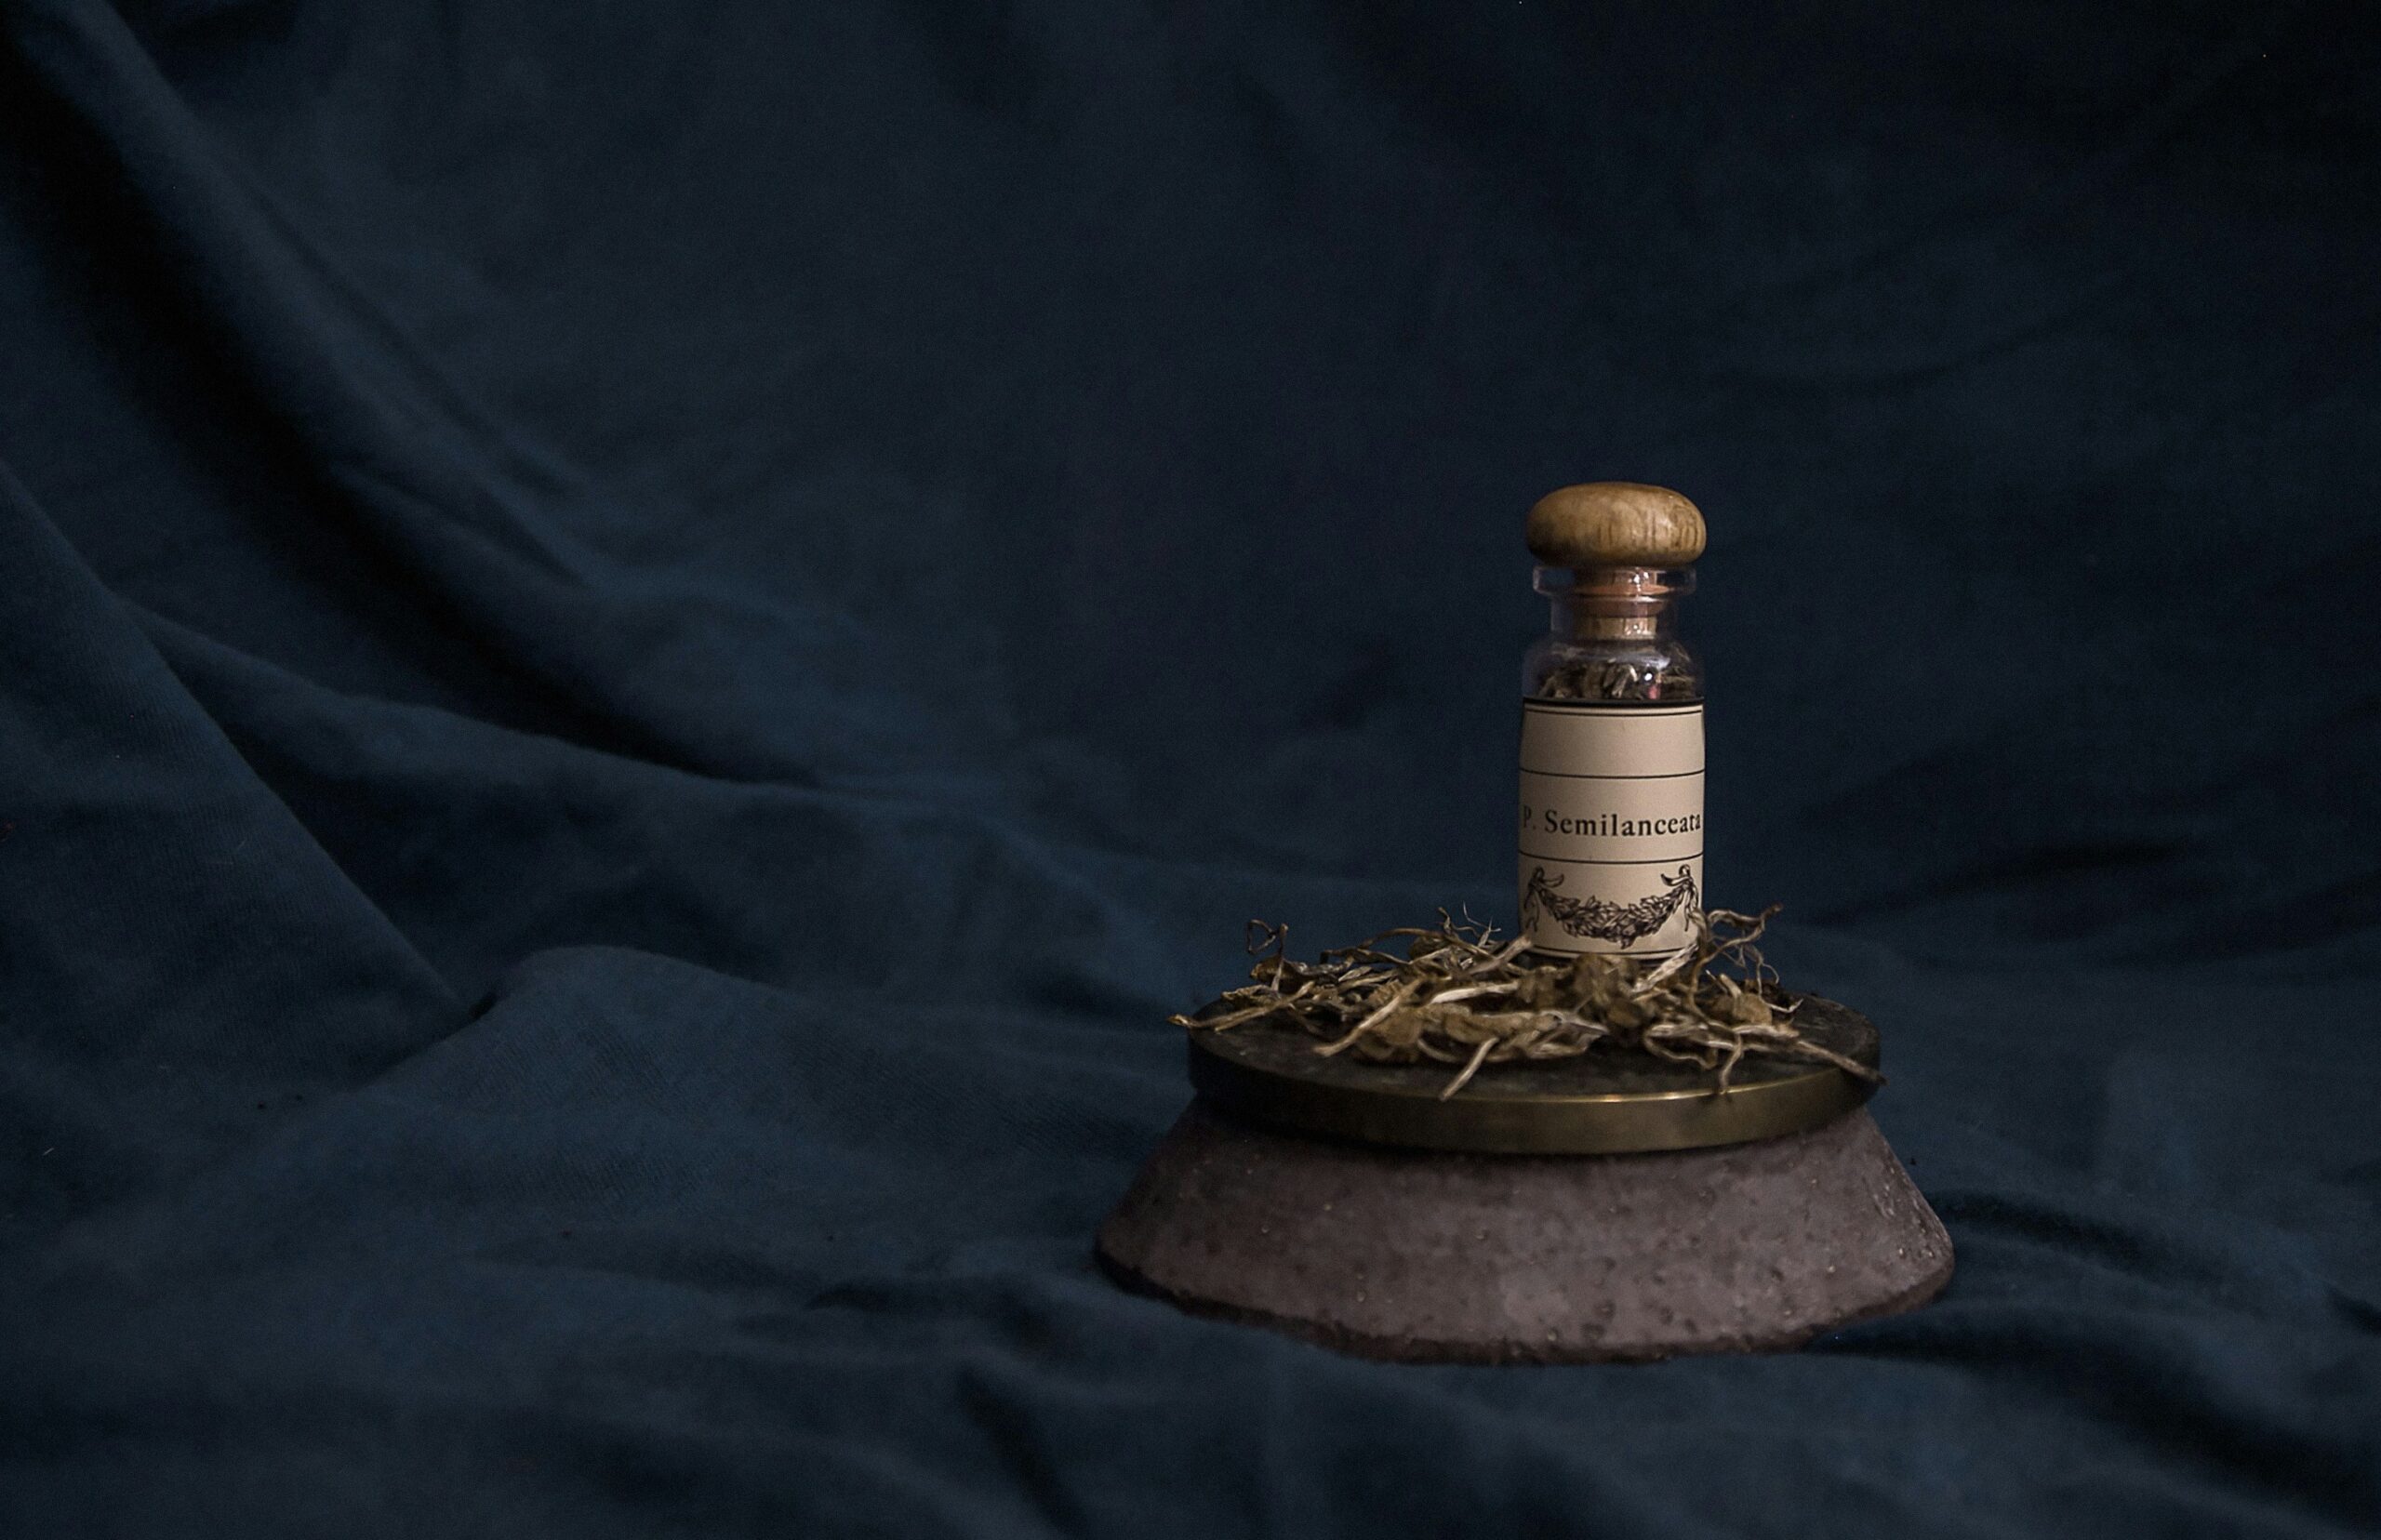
[1185,1035,1875,1156]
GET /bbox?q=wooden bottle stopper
[1525,482,1706,569]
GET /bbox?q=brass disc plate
[1186,996,1878,1155]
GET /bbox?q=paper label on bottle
[1518,699,1704,956]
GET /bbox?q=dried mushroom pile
[1174,907,1878,1100]
[1532,655,1699,702]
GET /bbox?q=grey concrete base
[1097,1098,1952,1363]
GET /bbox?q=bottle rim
[1532,564,1696,601]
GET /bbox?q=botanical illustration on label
[1517,699,1705,956]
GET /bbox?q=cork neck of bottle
[1536,564,1694,641]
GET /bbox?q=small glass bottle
[1517,483,1707,959]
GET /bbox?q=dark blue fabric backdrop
[4,1,2377,1533]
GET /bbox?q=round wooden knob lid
[1525,482,1706,568]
